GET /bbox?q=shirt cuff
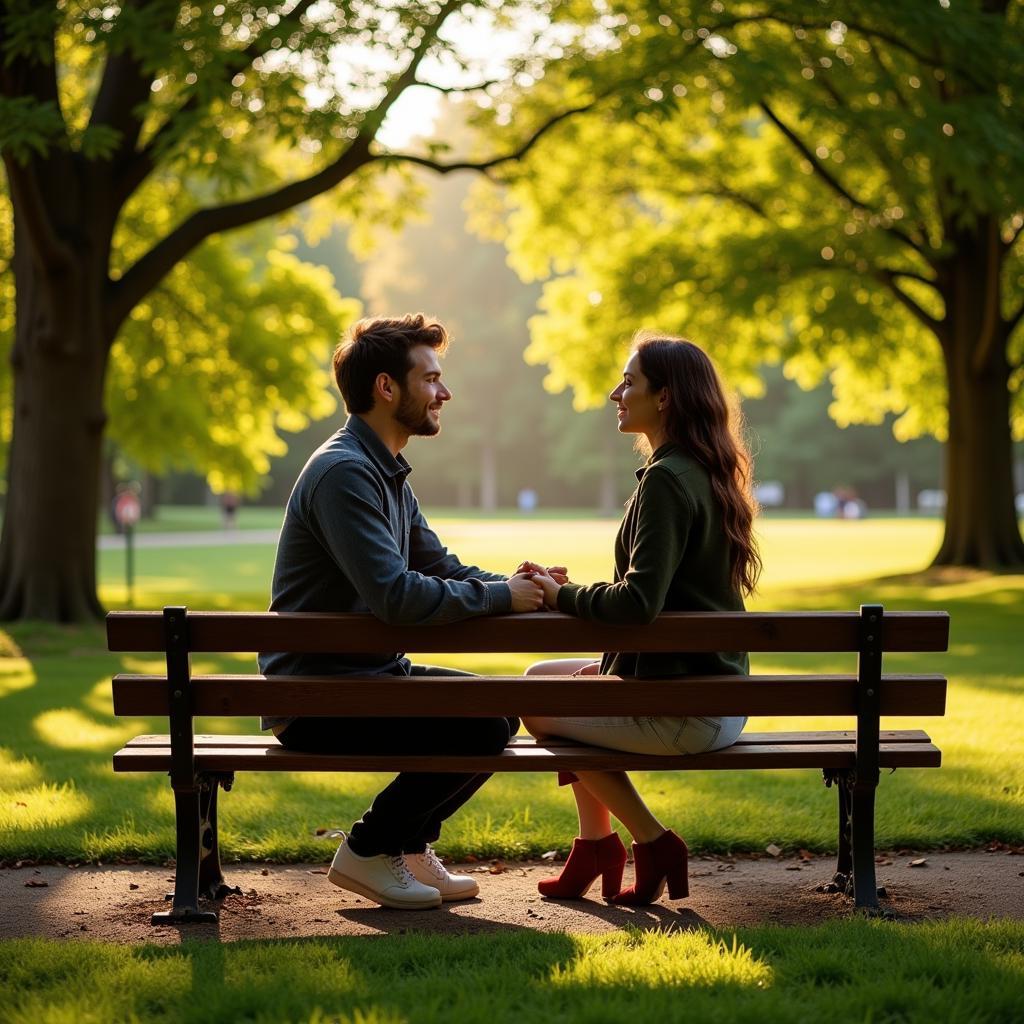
[486,581,514,615]
[556,583,582,615]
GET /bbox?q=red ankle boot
[611,829,689,905]
[538,832,627,900]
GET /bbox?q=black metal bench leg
[835,775,854,887]
[152,788,218,925]
[197,773,241,901]
[851,780,880,911]
[817,769,854,896]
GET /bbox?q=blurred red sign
[114,492,141,527]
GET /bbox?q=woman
[524,333,761,906]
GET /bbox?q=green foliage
[107,228,354,494]
[0,0,552,498]
[485,0,1024,442]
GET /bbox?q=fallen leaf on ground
[540,850,559,861]
[785,865,802,871]
[909,858,928,867]
[488,861,507,874]
[24,879,48,888]
[309,868,328,875]
[798,849,814,861]
[129,883,139,890]
[766,844,782,857]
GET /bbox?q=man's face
[394,344,452,437]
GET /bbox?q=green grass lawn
[2,516,1021,863]
[4,516,1023,1023]
[2,920,1022,1024]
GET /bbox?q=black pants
[277,665,519,857]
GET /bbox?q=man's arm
[407,499,507,582]
[309,461,512,624]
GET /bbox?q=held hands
[514,561,570,586]
[507,572,545,613]
[529,570,562,610]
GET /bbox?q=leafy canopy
[481,0,1024,441]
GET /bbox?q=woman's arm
[551,467,694,624]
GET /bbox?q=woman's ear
[658,388,670,412]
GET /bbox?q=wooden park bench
[108,604,948,923]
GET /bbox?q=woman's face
[609,351,666,436]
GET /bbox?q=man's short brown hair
[333,314,449,414]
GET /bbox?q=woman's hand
[530,570,562,610]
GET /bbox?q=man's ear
[374,373,396,405]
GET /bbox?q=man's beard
[396,392,440,436]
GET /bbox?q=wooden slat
[112,739,941,774]
[120,729,935,749]
[111,672,947,718]
[106,610,950,654]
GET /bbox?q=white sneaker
[406,845,480,901]
[328,838,441,909]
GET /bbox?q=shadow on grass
[3,920,1024,1023]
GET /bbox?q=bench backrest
[107,606,948,719]
[107,609,948,654]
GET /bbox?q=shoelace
[386,855,417,886]
[417,846,447,880]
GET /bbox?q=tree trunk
[0,210,110,621]
[932,229,1024,569]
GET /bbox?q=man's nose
[439,385,452,401]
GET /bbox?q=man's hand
[515,561,570,586]
[507,572,545,613]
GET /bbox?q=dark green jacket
[557,443,749,678]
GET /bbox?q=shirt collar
[346,415,412,480]
[634,441,679,482]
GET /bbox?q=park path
[98,529,280,550]
[2,849,1021,945]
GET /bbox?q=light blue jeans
[523,658,747,756]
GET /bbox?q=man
[260,313,556,910]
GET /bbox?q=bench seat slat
[112,739,941,773]
[106,610,950,654]
[119,729,935,749]
[111,673,947,718]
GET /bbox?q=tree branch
[88,0,180,166]
[0,24,73,273]
[1006,301,1024,349]
[875,269,943,335]
[879,266,937,288]
[1,153,74,272]
[108,0,467,332]
[116,0,320,200]
[382,97,603,176]
[414,77,503,95]
[760,100,931,262]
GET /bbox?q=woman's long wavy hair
[634,334,762,596]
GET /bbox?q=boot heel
[600,862,625,899]
[666,863,689,899]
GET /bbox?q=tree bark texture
[932,226,1024,569]
[0,191,111,621]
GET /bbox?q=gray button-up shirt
[259,415,511,729]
